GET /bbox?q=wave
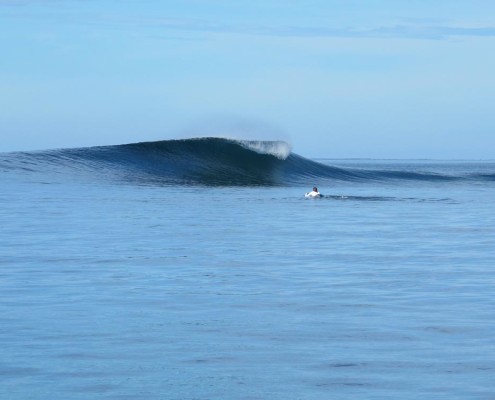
[0,138,356,185]
[0,137,491,186]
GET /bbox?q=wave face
[0,138,359,186]
[0,137,491,186]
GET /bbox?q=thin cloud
[151,19,495,40]
[1,2,494,41]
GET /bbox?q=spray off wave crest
[236,140,291,160]
[0,137,489,186]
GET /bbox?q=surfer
[305,186,321,198]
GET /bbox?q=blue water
[1,142,495,399]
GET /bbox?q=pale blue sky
[1,0,494,158]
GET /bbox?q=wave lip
[236,140,292,160]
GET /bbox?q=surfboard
[305,192,321,198]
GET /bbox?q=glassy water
[1,159,494,399]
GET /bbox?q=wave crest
[237,140,291,160]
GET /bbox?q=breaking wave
[0,137,491,186]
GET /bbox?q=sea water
[1,152,495,399]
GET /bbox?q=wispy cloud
[149,18,495,40]
[93,14,495,41]
[1,1,494,41]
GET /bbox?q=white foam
[237,140,292,160]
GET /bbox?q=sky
[1,0,494,158]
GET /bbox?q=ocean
[1,138,494,399]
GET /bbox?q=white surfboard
[305,191,321,198]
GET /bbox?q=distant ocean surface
[1,138,494,399]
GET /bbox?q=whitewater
[1,138,494,399]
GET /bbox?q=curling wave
[0,137,490,186]
[0,138,357,185]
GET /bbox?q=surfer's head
[313,187,318,192]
